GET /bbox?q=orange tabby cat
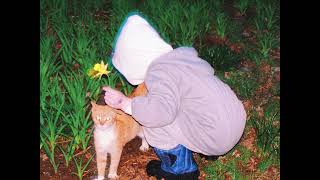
[91,83,148,180]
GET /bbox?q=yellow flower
[87,61,110,79]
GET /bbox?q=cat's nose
[100,120,106,125]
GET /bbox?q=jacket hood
[112,14,173,85]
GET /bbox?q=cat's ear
[91,101,97,107]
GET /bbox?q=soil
[40,137,212,180]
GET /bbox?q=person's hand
[102,86,126,109]
[102,86,132,114]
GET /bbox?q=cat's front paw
[139,144,149,152]
[107,173,119,180]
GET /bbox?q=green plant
[242,44,262,65]
[205,158,249,179]
[251,100,280,156]
[212,0,225,13]
[40,134,60,173]
[254,15,265,32]
[257,33,277,59]
[103,67,121,89]
[224,160,248,180]
[254,0,279,32]
[205,163,218,179]
[200,45,240,72]
[85,76,104,100]
[271,81,280,96]
[92,26,114,59]
[40,37,57,111]
[46,0,69,29]
[56,29,75,65]
[214,12,228,38]
[236,145,252,164]
[61,72,93,151]
[80,48,99,74]
[40,13,48,36]
[60,72,85,109]
[258,155,274,172]
[264,4,278,31]
[46,0,67,14]
[228,20,245,42]
[40,0,46,12]
[234,0,251,15]
[63,108,92,151]
[74,28,94,67]
[59,140,76,167]
[220,71,259,99]
[119,76,134,96]
[40,78,66,173]
[72,154,95,180]
[138,0,212,47]
[41,0,281,178]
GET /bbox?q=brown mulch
[240,127,258,154]
[40,137,211,180]
[205,34,228,46]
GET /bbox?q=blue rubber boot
[146,144,199,180]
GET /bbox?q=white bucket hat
[112,14,173,85]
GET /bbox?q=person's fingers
[105,98,117,104]
[104,95,116,102]
[104,99,122,109]
[104,90,118,97]
[104,88,122,96]
[104,98,116,106]
[102,86,110,91]
[102,86,115,93]
[104,95,121,105]
[104,91,112,97]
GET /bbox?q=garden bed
[40,0,280,179]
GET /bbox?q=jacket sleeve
[131,66,180,128]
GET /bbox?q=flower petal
[93,63,101,71]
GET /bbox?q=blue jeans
[153,144,198,174]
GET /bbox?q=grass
[219,70,259,100]
[40,37,59,110]
[59,140,76,168]
[56,29,75,65]
[250,100,280,157]
[257,32,278,59]
[214,12,229,38]
[40,0,280,179]
[205,158,249,179]
[40,76,66,173]
[72,154,95,180]
[254,0,279,32]
[61,72,94,151]
[258,154,274,172]
[200,45,241,72]
[234,0,251,16]
[119,76,135,96]
[137,0,213,47]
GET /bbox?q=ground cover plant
[40,0,280,179]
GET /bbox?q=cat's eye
[106,117,111,121]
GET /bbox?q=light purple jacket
[131,47,246,155]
